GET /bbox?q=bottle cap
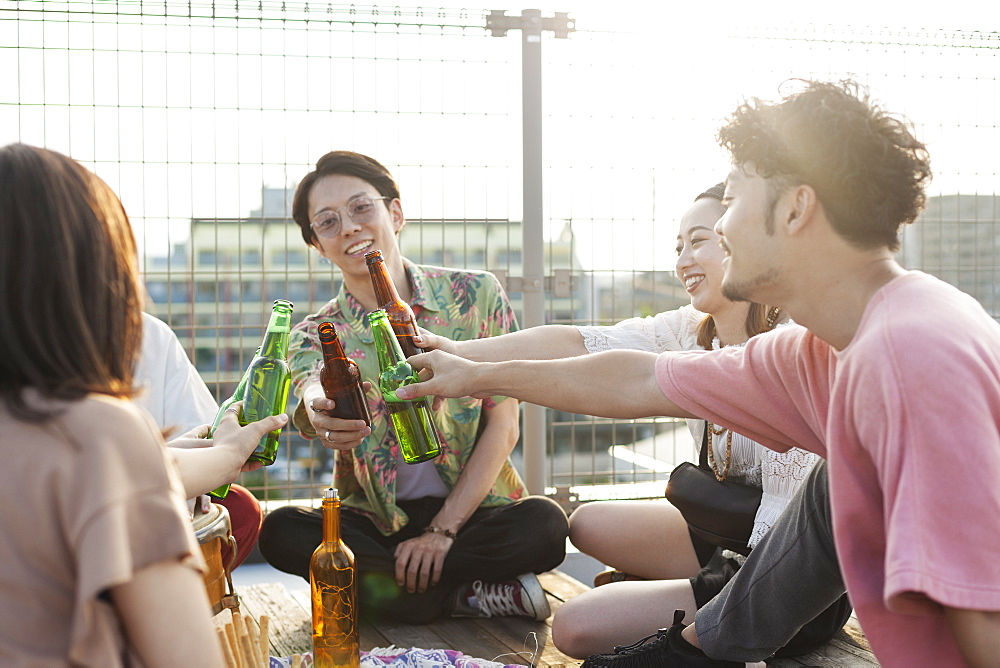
[323,487,339,500]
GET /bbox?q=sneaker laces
[471,579,529,618]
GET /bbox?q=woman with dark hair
[414,184,850,661]
[0,143,279,665]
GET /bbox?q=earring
[766,306,781,329]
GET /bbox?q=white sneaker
[466,573,551,620]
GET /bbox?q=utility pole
[488,9,576,496]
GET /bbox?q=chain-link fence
[3,1,997,508]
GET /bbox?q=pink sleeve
[654,326,828,457]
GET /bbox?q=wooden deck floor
[231,571,878,666]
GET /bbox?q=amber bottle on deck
[317,321,371,425]
[365,249,423,358]
[310,487,359,668]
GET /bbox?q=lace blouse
[577,305,819,548]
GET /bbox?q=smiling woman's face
[674,197,730,315]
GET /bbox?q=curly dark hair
[717,79,932,251]
[291,150,400,247]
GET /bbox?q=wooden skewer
[238,630,258,668]
[244,615,263,668]
[232,611,252,667]
[258,615,270,665]
[216,626,239,668]
[224,620,244,668]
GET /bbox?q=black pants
[258,495,569,624]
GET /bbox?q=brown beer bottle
[310,487,359,668]
[317,321,371,425]
[365,249,423,358]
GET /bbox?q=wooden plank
[840,616,872,653]
[359,619,391,652]
[539,570,590,602]
[235,583,312,657]
[769,633,879,667]
[430,618,531,665]
[234,573,879,667]
[368,618,450,651]
[538,570,588,619]
[484,615,569,666]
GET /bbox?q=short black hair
[291,151,400,247]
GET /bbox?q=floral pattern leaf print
[286,261,526,535]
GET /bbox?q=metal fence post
[488,9,575,495]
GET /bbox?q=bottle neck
[370,312,406,367]
[367,256,405,308]
[322,496,341,544]
[319,334,348,363]
[259,307,292,359]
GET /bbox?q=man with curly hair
[400,80,1000,666]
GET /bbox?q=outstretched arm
[166,404,288,497]
[415,324,589,362]
[399,349,694,420]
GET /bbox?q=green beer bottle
[368,309,441,464]
[207,346,258,433]
[208,300,294,498]
[205,350,255,499]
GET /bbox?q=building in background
[144,187,596,383]
[902,193,1000,316]
[142,187,614,495]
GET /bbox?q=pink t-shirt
[656,271,1000,666]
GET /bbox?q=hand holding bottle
[211,402,289,474]
[394,350,494,402]
[164,402,289,498]
[303,382,372,450]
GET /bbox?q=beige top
[0,392,203,667]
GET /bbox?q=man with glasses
[257,150,569,625]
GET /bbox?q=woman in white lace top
[577,302,819,551]
[414,183,847,659]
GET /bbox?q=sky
[2,0,997,271]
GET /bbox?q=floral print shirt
[289,260,525,534]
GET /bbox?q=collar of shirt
[330,258,442,343]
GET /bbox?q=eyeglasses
[310,195,390,238]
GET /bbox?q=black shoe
[580,610,742,667]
